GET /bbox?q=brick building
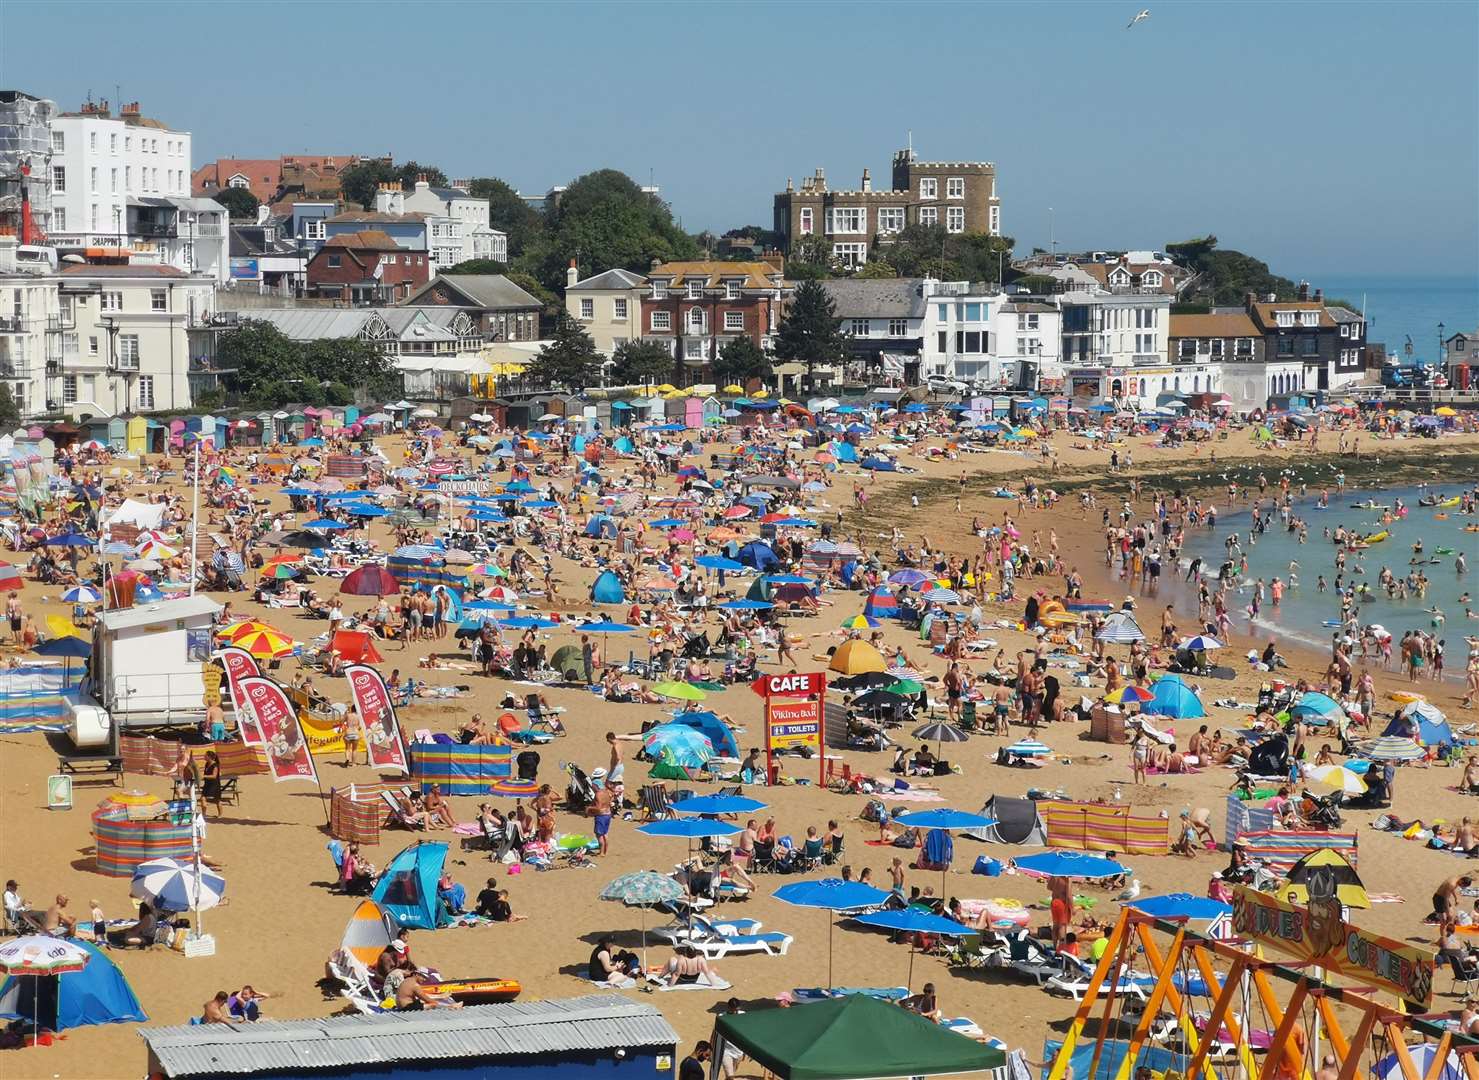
[640,259,790,375]
[772,148,1000,268]
[305,230,429,304]
[192,154,368,203]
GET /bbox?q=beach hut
[91,793,195,877]
[590,568,625,605]
[372,841,456,929]
[287,412,308,440]
[81,419,110,447]
[106,417,128,450]
[125,416,148,454]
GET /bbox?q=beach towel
[654,973,732,991]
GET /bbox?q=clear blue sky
[5,0,1477,279]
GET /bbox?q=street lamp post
[1437,322,1445,373]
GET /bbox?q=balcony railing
[0,316,23,333]
[186,222,224,237]
[130,222,178,239]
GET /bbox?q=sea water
[1301,274,1479,365]
[1176,485,1477,655]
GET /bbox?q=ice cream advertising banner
[237,676,318,784]
[344,664,408,775]
[219,647,262,742]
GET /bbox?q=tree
[1166,235,1298,306]
[466,176,544,258]
[214,321,401,407]
[396,161,447,189]
[217,320,303,398]
[855,258,898,279]
[443,258,508,275]
[773,280,848,374]
[0,383,20,428]
[299,338,400,399]
[882,225,1014,283]
[519,169,700,292]
[712,336,772,385]
[337,160,400,210]
[786,235,833,280]
[214,187,259,221]
[526,313,600,390]
[609,340,676,386]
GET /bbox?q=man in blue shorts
[592,781,613,856]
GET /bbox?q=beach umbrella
[1179,635,1224,651]
[718,598,772,611]
[1362,736,1425,761]
[130,858,226,913]
[276,529,329,549]
[829,639,886,675]
[1126,893,1233,922]
[1094,612,1146,644]
[599,870,688,969]
[1281,849,1369,909]
[911,722,969,755]
[884,678,924,696]
[32,635,91,682]
[341,899,397,968]
[578,621,636,635]
[696,555,744,572]
[852,907,973,990]
[0,936,92,977]
[919,587,961,605]
[841,614,881,630]
[851,689,905,714]
[775,878,892,986]
[1103,685,1154,705]
[1013,852,1129,880]
[266,563,300,581]
[637,818,740,840]
[673,793,767,816]
[642,724,713,766]
[1304,764,1367,795]
[126,559,162,573]
[61,585,102,604]
[45,531,95,548]
[497,615,558,630]
[1374,1044,1463,1080]
[340,564,401,596]
[303,518,351,531]
[651,681,708,702]
[230,626,296,659]
[893,809,997,895]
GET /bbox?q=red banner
[219,647,263,743]
[237,676,317,784]
[344,664,407,775]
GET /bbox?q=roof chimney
[1313,287,1323,303]
[786,177,793,193]
[1244,290,1255,310]
[1297,281,1310,301]
[567,259,579,289]
[861,168,872,193]
[814,167,826,192]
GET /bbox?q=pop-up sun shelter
[372,841,455,929]
[0,939,147,1033]
[966,795,1046,845]
[713,993,1004,1080]
[590,568,625,605]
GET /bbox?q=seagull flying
[1127,9,1150,29]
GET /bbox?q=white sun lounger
[686,929,793,959]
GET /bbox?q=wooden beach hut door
[107,418,128,450]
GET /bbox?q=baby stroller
[1299,789,1343,828]
[563,761,596,813]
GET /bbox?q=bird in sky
[1127,9,1150,29]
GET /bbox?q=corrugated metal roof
[141,995,678,1077]
[98,595,222,631]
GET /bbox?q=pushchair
[563,761,596,813]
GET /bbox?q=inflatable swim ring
[1388,691,1425,704]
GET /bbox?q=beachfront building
[773,147,1002,267]
[640,259,790,378]
[565,263,647,356]
[47,100,229,282]
[394,179,507,269]
[192,153,366,204]
[1016,250,1191,298]
[404,273,543,343]
[1242,283,1366,392]
[305,230,430,304]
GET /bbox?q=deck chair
[1004,932,1063,986]
[823,834,844,866]
[525,695,566,736]
[750,839,777,874]
[640,784,675,821]
[797,836,825,872]
[686,927,794,959]
[380,790,426,830]
[1451,953,1479,997]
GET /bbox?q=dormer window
[1300,311,1320,328]
[652,282,668,299]
[724,281,740,300]
[1275,311,1295,328]
[1110,269,1130,284]
[686,281,704,300]
[1142,271,1162,286]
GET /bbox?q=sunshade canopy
[714,993,1004,1080]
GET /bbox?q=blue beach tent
[0,940,146,1032]
[372,842,454,929]
[591,569,626,605]
[736,541,779,572]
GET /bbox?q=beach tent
[329,630,384,665]
[591,569,626,605]
[745,577,775,603]
[965,795,1046,846]
[862,586,900,620]
[1382,710,1452,748]
[736,540,779,572]
[584,513,618,539]
[0,940,146,1033]
[829,639,886,675]
[1145,675,1205,720]
[372,842,455,929]
[713,993,1004,1080]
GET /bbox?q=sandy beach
[2,418,1477,1078]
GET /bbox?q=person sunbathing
[396,791,431,829]
[660,946,722,987]
[395,971,462,1010]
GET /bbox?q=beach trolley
[142,995,679,1080]
[91,791,194,877]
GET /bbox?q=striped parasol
[1103,685,1155,705]
[0,936,92,977]
[1094,612,1147,644]
[341,898,398,968]
[130,858,226,913]
[229,626,296,659]
[600,869,688,968]
[1005,739,1053,757]
[1361,736,1425,761]
[840,614,881,630]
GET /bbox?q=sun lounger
[686,929,793,959]
[1047,953,1154,1001]
[1003,932,1063,986]
[652,912,764,946]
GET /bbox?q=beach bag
[973,856,1002,877]
[861,799,888,824]
[892,827,920,849]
